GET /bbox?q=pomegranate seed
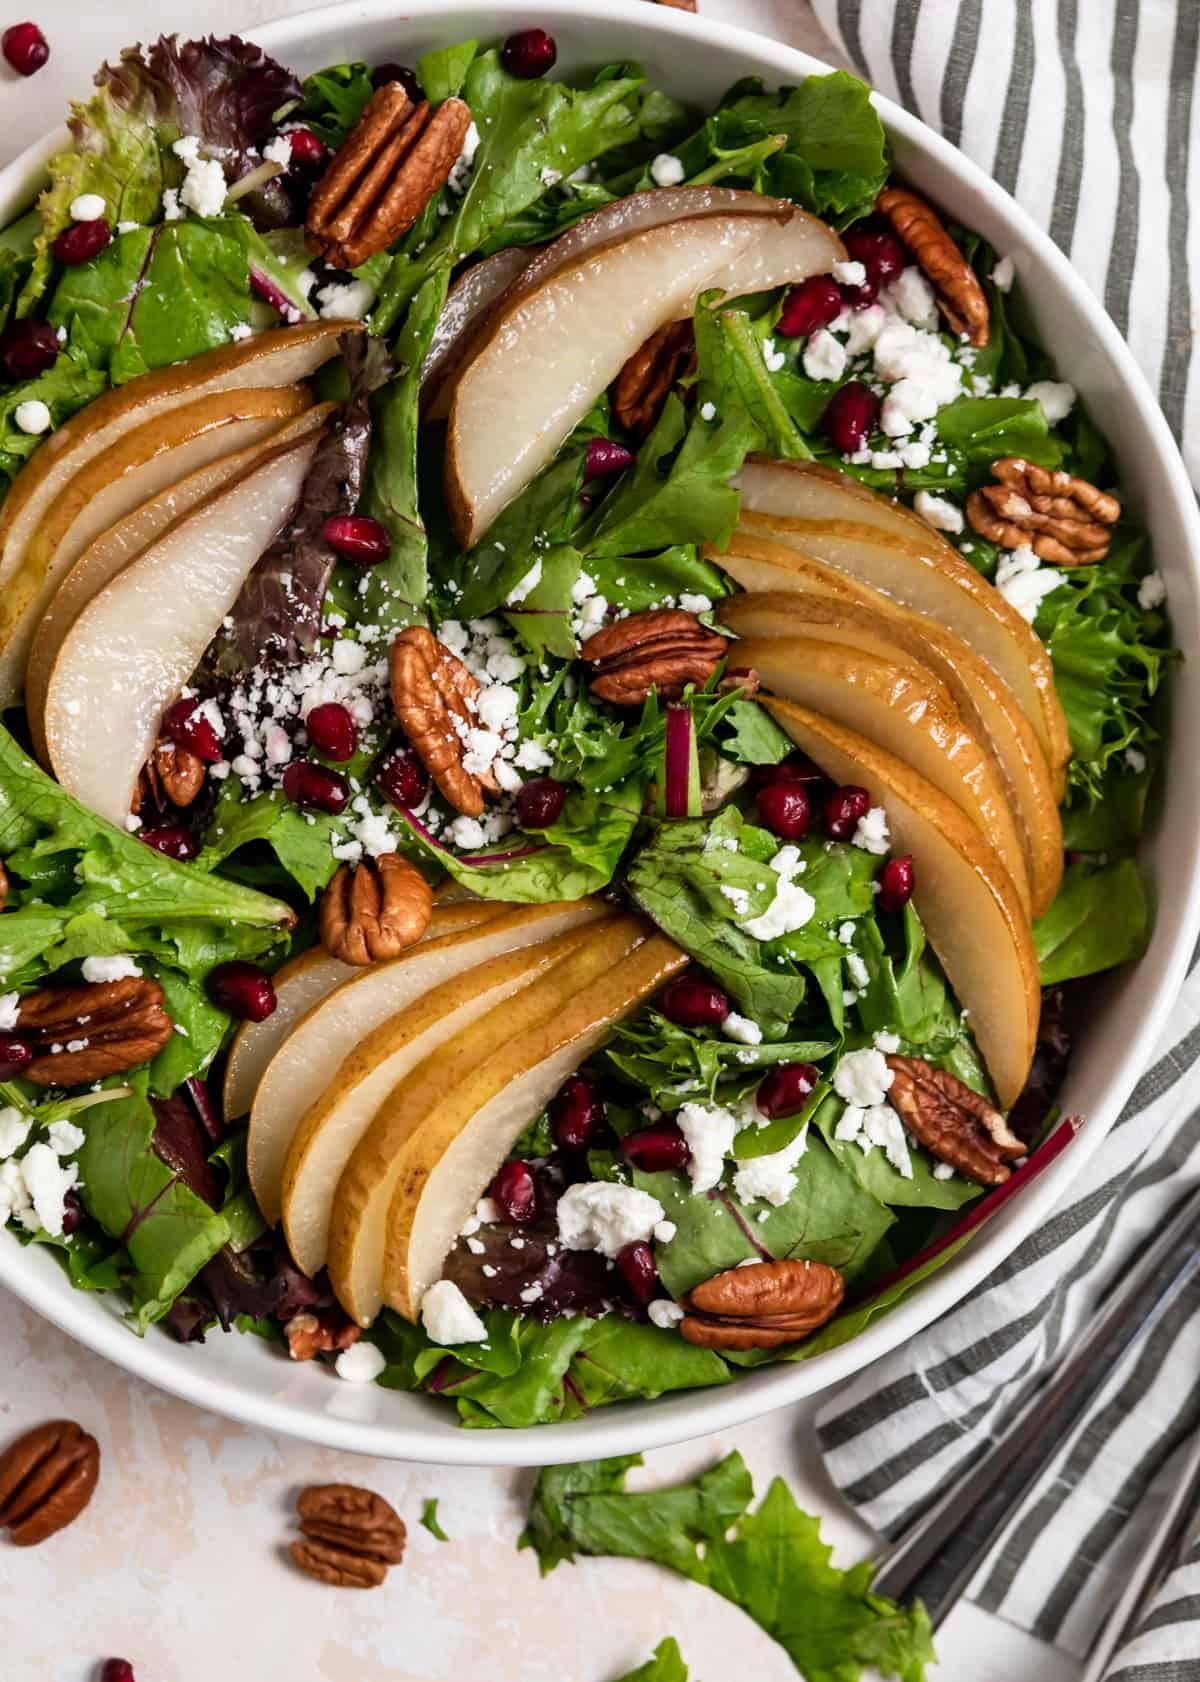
[281,126,327,169]
[516,777,566,829]
[305,702,357,762]
[373,61,424,101]
[163,698,223,763]
[60,1190,85,1237]
[551,1073,605,1152]
[756,1062,819,1120]
[822,380,881,454]
[777,275,843,338]
[622,1122,691,1173]
[100,1662,135,1682]
[208,961,276,1023]
[877,853,915,914]
[756,781,810,840]
[0,1035,32,1079]
[0,319,58,381]
[658,976,730,1028]
[52,219,112,267]
[616,1240,659,1305]
[323,513,392,565]
[282,760,350,815]
[584,438,635,481]
[825,784,871,841]
[141,825,200,861]
[2,21,48,75]
[502,27,557,78]
[839,272,879,311]
[844,222,906,291]
[377,749,428,809]
[490,1159,537,1225]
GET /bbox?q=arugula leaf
[612,1641,689,1682]
[1034,857,1149,985]
[694,302,812,460]
[450,452,587,623]
[520,1450,934,1682]
[299,61,376,145]
[420,1498,449,1542]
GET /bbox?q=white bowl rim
[1,0,1198,1466]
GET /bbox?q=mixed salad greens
[0,29,1169,1438]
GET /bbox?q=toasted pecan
[133,739,206,815]
[0,1420,99,1547]
[877,185,989,347]
[15,978,173,1087]
[612,320,697,438]
[886,1055,1025,1185]
[390,626,498,817]
[679,1258,844,1350]
[319,853,433,965]
[967,458,1121,566]
[581,607,733,706]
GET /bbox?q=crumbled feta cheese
[1026,380,1076,425]
[334,1340,388,1382]
[913,490,964,534]
[229,322,253,342]
[14,400,51,435]
[994,545,1066,622]
[852,806,890,855]
[873,1030,901,1054]
[539,166,562,188]
[762,337,786,373]
[991,255,1015,292]
[0,1158,33,1228]
[676,1101,741,1193]
[649,153,686,187]
[833,259,867,287]
[448,815,486,850]
[172,135,228,218]
[0,993,20,1032]
[699,401,717,422]
[514,739,554,772]
[732,1126,809,1206]
[845,951,870,989]
[722,1013,762,1046]
[421,1279,488,1344]
[838,921,856,945]
[803,328,846,383]
[46,1120,85,1157]
[741,846,816,940]
[0,1108,31,1161]
[932,1161,957,1180]
[262,135,294,167]
[162,188,184,222]
[70,193,106,222]
[316,279,377,321]
[20,1142,78,1237]
[648,1299,685,1329]
[678,593,713,614]
[556,1181,666,1257]
[720,884,751,916]
[844,304,886,355]
[834,1101,912,1176]
[885,267,939,329]
[1138,570,1167,610]
[447,121,481,194]
[873,319,963,435]
[653,1220,677,1244]
[506,561,542,605]
[81,955,143,984]
[833,1047,895,1108]
[116,219,140,235]
[1125,747,1147,774]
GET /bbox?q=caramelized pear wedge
[763,696,1039,1107]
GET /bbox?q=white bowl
[2,0,1198,1467]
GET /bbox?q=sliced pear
[221,899,496,1122]
[25,403,334,764]
[247,898,609,1227]
[445,207,843,546]
[763,696,1039,1106]
[283,928,599,1277]
[717,575,1062,917]
[43,430,323,825]
[732,633,1033,916]
[0,321,358,706]
[379,927,687,1322]
[731,457,1071,786]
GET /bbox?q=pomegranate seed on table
[281,126,327,169]
[0,319,59,381]
[621,1122,691,1173]
[658,976,730,1028]
[756,780,810,840]
[877,854,915,914]
[777,275,843,338]
[501,27,557,78]
[100,1662,135,1682]
[282,759,350,815]
[822,381,881,453]
[208,961,276,1023]
[516,777,567,829]
[0,1035,32,1079]
[843,221,906,291]
[551,1073,605,1151]
[140,825,200,862]
[163,698,223,763]
[51,219,112,267]
[2,21,49,75]
[323,513,392,565]
[616,1240,659,1305]
[583,438,635,481]
[305,702,357,762]
[490,1159,537,1225]
[373,61,424,101]
[825,784,871,841]
[377,749,428,809]
[756,1062,819,1120]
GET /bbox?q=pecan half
[319,853,433,966]
[15,979,173,1087]
[291,1484,406,1588]
[582,608,734,706]
[0,1420,99,1546]
[877,185,989,347]
[306,83,472,269]
[285,1310,361,1363]
[886,1055,1025,1185]
[613,320,697,437]
[133,739,206,816]
[967,458,1121,566]
[390,625,499,817]
[679,1259,844,1350]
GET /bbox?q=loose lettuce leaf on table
[520,1450,935,1682]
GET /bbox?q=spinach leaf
[1034,857,1150,985]
[607,1011,834,1111]
[813,1093,981,1213]
[934,395,1061,468]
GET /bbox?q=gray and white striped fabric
[805,2,1200,1675]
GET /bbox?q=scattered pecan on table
[876,184,990,346]
[132,739,206,815]
[390,625,499,817]
[306,82,473,269]
[0,1420,99,1546]
[967,458,1121,565]
[319,853,433,966]
[679,1258,845,1350]
[581,607,754,706]
[291,1484,407,1589]
[612,320,697,438]
[886,1055,1026,1185]
[14,979,173,1087]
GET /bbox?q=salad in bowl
[0,23,1168,1430]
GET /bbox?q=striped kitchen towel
[806,3,1200,1674]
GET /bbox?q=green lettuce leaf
[1033,856,1150,985]
[612,1640,689,1682]
[0,359,107,496]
